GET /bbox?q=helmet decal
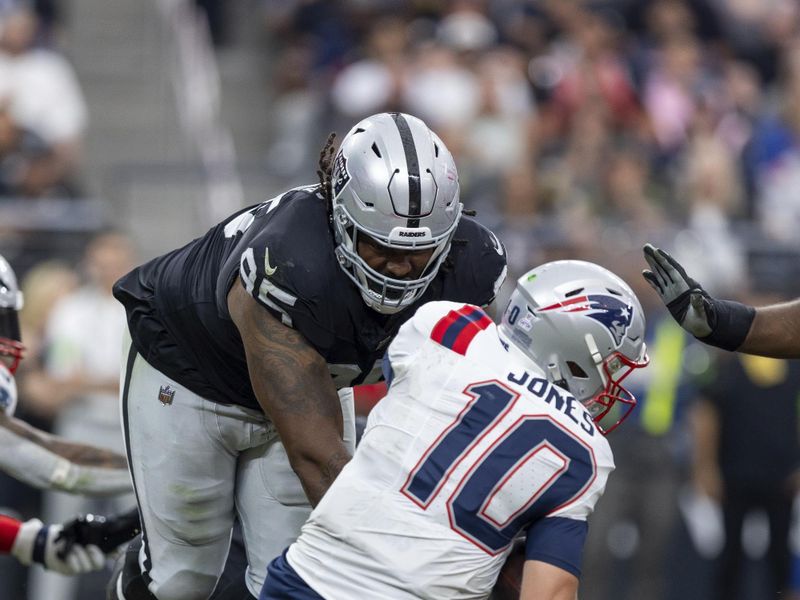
[390,113,422,226]
[537,294,634,347]
[332,150,350,198]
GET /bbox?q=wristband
[32,525,50,565]
[702,299,756,352]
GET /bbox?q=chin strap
[585,334,606,383]
[546,361,568,392]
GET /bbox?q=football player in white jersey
[260,260,649,600]
[0,254,140,574]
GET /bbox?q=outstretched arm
[642,243,800,358]
[740,300,800,358]
[228,279,350,506]
[0,412,131,495]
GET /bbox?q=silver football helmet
[0,254,24,373]
[499,261,649,434]
[330,112,463,314]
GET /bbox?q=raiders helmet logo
[332,151,350,198]
[537,294,634,347]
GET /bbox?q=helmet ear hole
[566,361,589,378]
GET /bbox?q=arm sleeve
[0,424,132,496]
[525,517,589,578]
[0,515,21,554]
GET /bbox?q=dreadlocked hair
[317,132,337,216]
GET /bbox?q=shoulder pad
[443,219,507,307]
[233,187,342,349]
[388,301,492,366]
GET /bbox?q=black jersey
[113,185,507,410]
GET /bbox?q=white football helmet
[330,112,463,314]
[0,254,24,374]
[499,260,649,434]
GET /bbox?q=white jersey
[287,301,615,600]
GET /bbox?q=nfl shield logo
[158,385,175,406]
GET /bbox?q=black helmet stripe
[391,113,421,228]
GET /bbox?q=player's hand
[0,361,18,416]
[641,243,715,338]
[58,508,142,554]
[10,518,105,574]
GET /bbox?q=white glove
[10,518,105,575]
[0,361,18,416]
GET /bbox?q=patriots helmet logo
[537,294,635,347]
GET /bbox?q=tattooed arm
[0,412,131,496]
[228,279,350,506]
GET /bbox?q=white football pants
[120,335,355,600]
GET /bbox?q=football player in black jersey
[643,243,800,358]
[110,113,507,600]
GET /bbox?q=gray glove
[642,243,754,351]
[642,243,714,337]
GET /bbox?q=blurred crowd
[3,0,800,599]
[0,3,86,200]
[261,0,800,300]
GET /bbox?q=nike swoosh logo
[264,248,278,276]
[488,231,505,256]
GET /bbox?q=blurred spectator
[642,33,707,155]
[675,132,746,293]
[462,47,536,178]
[541,3,642,140]
[601,140,667,232]
[403,43,481,138]
[330,16,408,120]
[691,338,800,599]
[264,39,324,177]
[749,44,800,244]
[0,100,74,198]
[0,6,87,198]
[708,0,798,84]
[27,231,135,600]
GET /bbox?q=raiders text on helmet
[330,112,463,314]
[499,260,649,434]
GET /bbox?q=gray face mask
[330,112,463,314]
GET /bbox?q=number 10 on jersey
[401,381,597,554]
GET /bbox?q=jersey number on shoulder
[401,381,597,555]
